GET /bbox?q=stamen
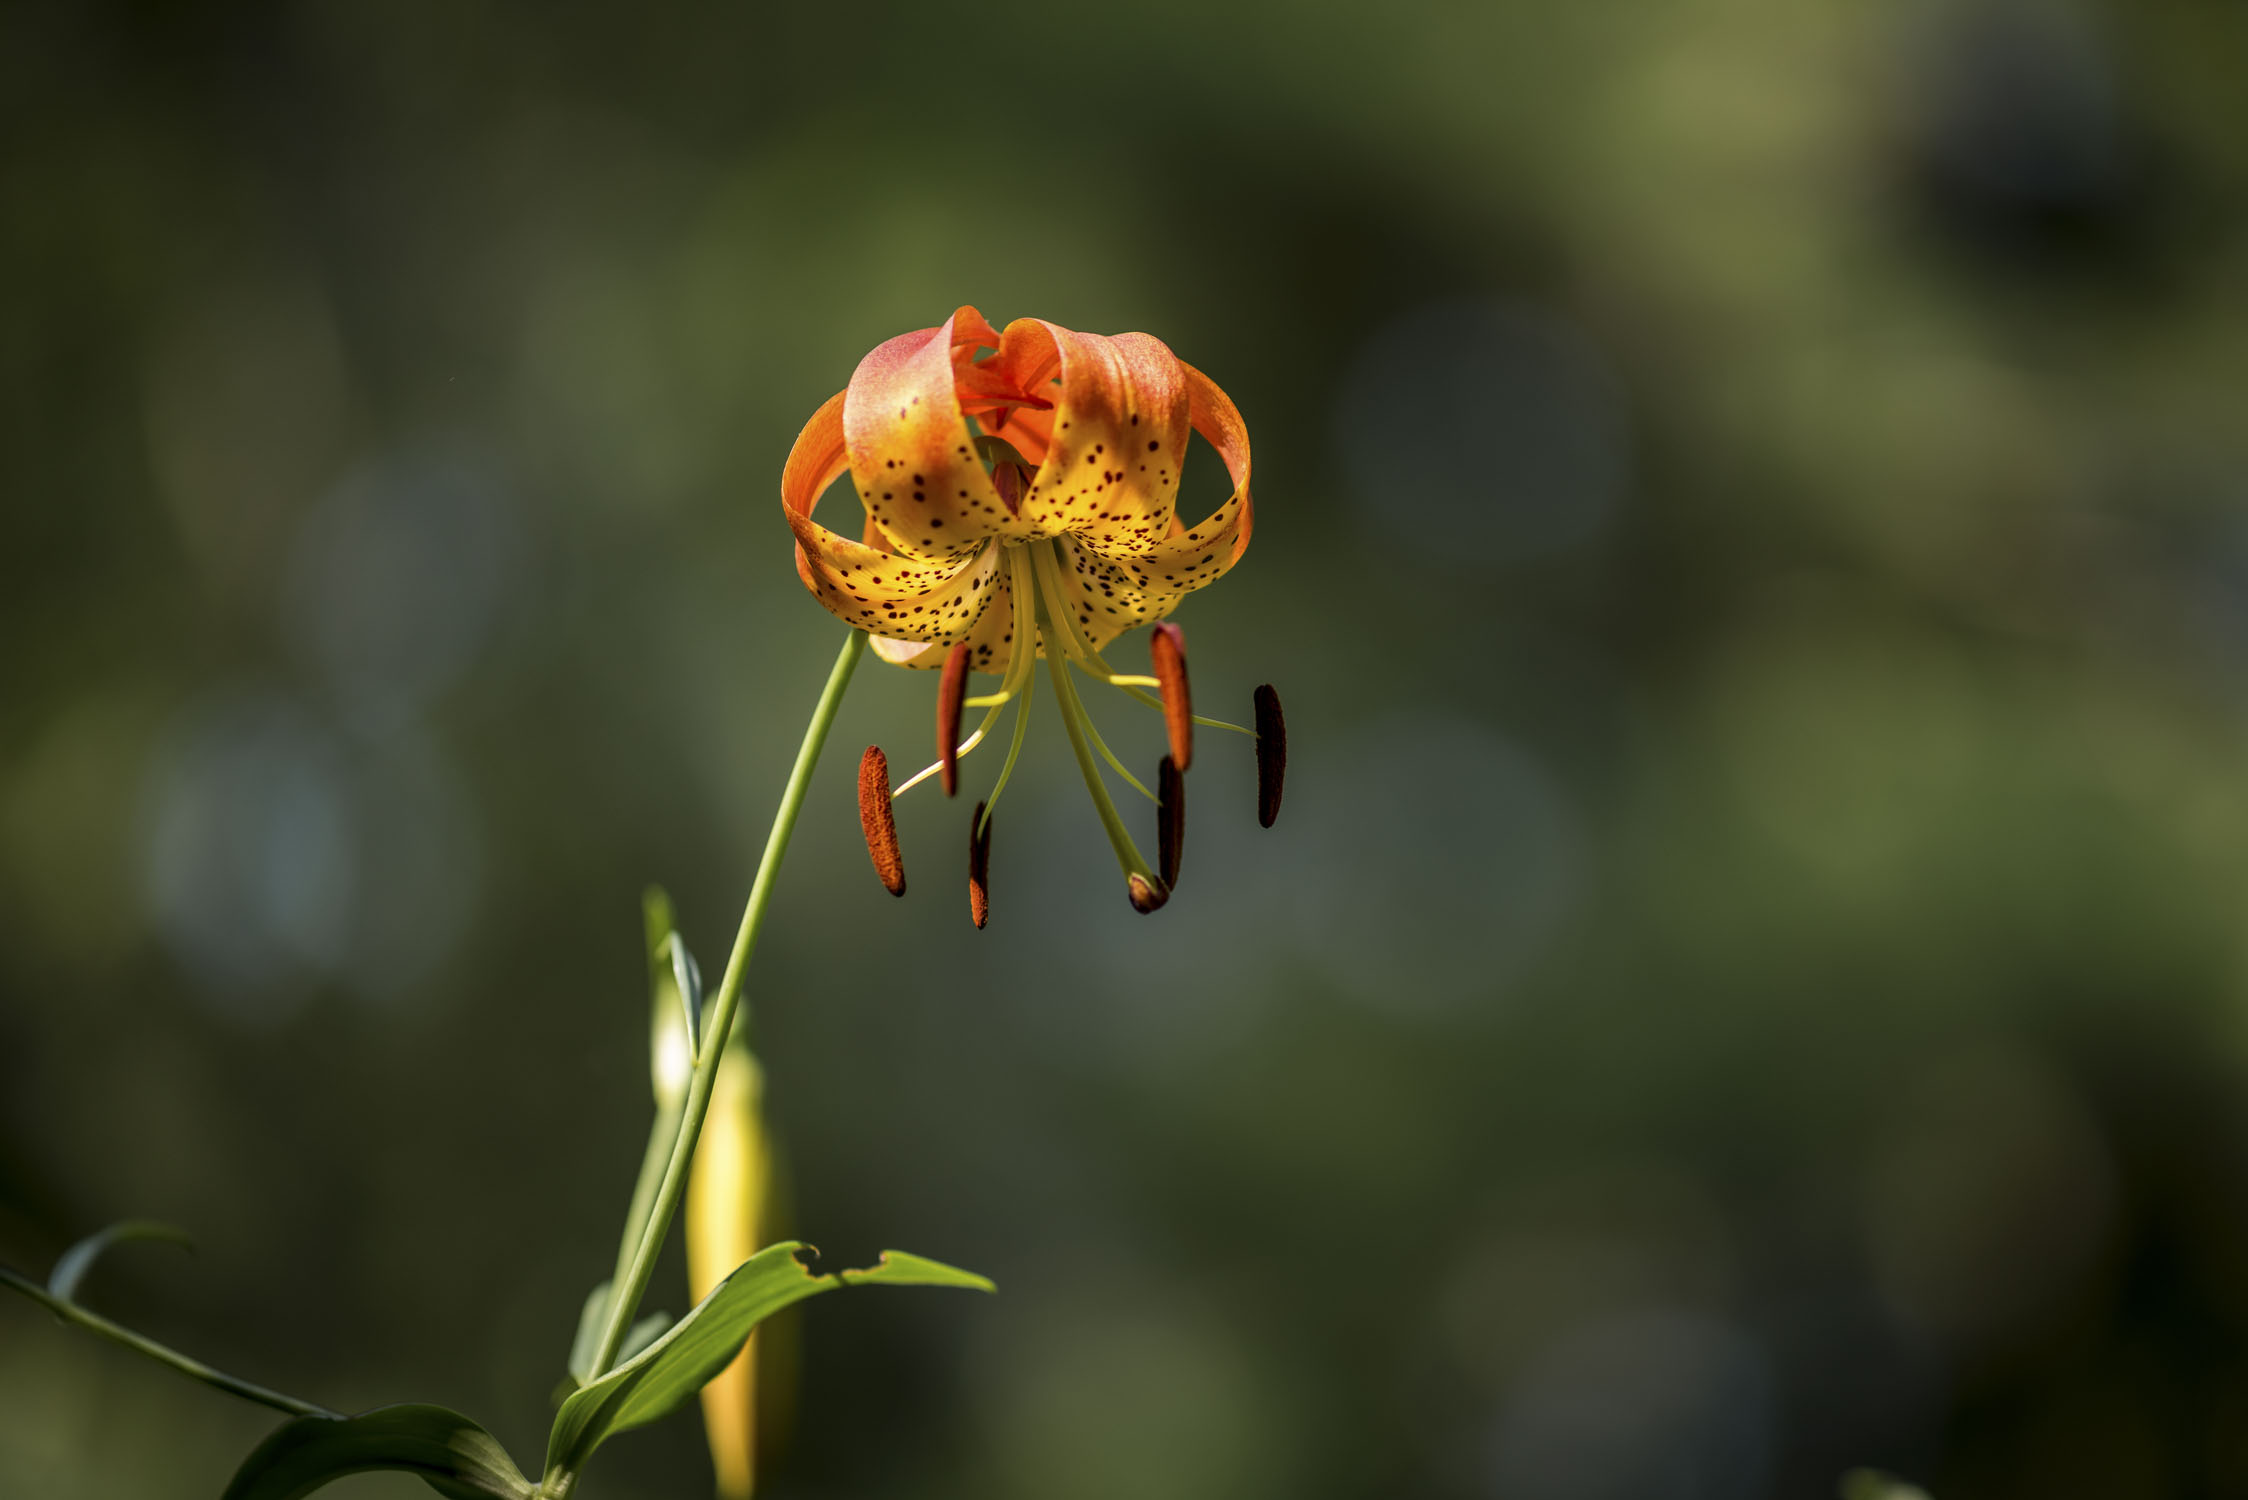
[968,800,993,929]
[1029,542,1107,666]
[1083,707,1157,802]
[1112,682,1255,738]
[991,460,1031,518]
[1253,684,1287,829]
[980,668,1035,832]
[1042,609,1164,911]
[937,641,971,797]
[964,545,1042,710]
[1157,755,1184,889]
[892,710,994,798]
[1149,623,1193,771]
[857,746,907,895]
[1029,545,1169,703]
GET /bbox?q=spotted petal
[844,307,1032,560]
[784,389,1005,642]
[1047,362,1253,647]
[868,563,1032,675]
[984,320,1191,554]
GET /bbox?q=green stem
[603,1092,685,1314]
[0,1266,335,1420]
[584,628,867,1379]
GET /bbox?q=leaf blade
[47,1220,194,1303]
[223,1404,533,1500]
[565,1280,613,1386]
[544,1241,991,1483]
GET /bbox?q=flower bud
[687,1042,769,1499]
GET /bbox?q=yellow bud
[686,1042,768,1499]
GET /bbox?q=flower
[783,307,1284,918]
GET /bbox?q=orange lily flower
[782,307,1283,918]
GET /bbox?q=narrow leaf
[566,1281,614,1386]
[641,886,676,965]
[835,1249,999,1290]
[567,1285,665,1388]
[1840,1471,1933,1500]
[544,1241,991,1482]
[48,1221,193,1303]
[668,933,704,1057]
[618,1310,670,1366]
[223,1404,534,1500]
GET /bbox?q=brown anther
[1149,621,1193,771]
[856,746,906,895]
[1127,871,1170,914]
[1253,684,1286,829]
[1157,754,1185,889]
[968,801,993,929]
[937,640,971,797]
[991,461,1031,517]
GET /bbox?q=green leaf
[223,1404,534,1500]
[641,885,676,965]
[665,932,704,1058]
[617,1310,670,1365]
[1840,1470,1933,1500]
[47,1220,193,1303]
[565,1280,668,1390]
[565,1281,612,1386]
[544,1241,992,1484]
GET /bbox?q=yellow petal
[986,320,1192,553]
[785,388,1007,642]
[844,307,1035,559]
[1048,363,1253,648]
[868,561,1031,675]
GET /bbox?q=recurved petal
[1044,366,1251,648]
[792,517,1005,643]
[782,388,851,538]
[1070,359,1252,587]
[786,384,1008,641]
[867,562,1031,675]
[987,320,1191,552]
[1045,533,1178,651]
[1044,510,1248,653]
[845,307,1029,559]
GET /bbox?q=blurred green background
[7,0,2248,1496]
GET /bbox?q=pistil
[1039,596,1166,912]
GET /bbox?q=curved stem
[0,1266,335,1419]
[585,628,867,1379]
